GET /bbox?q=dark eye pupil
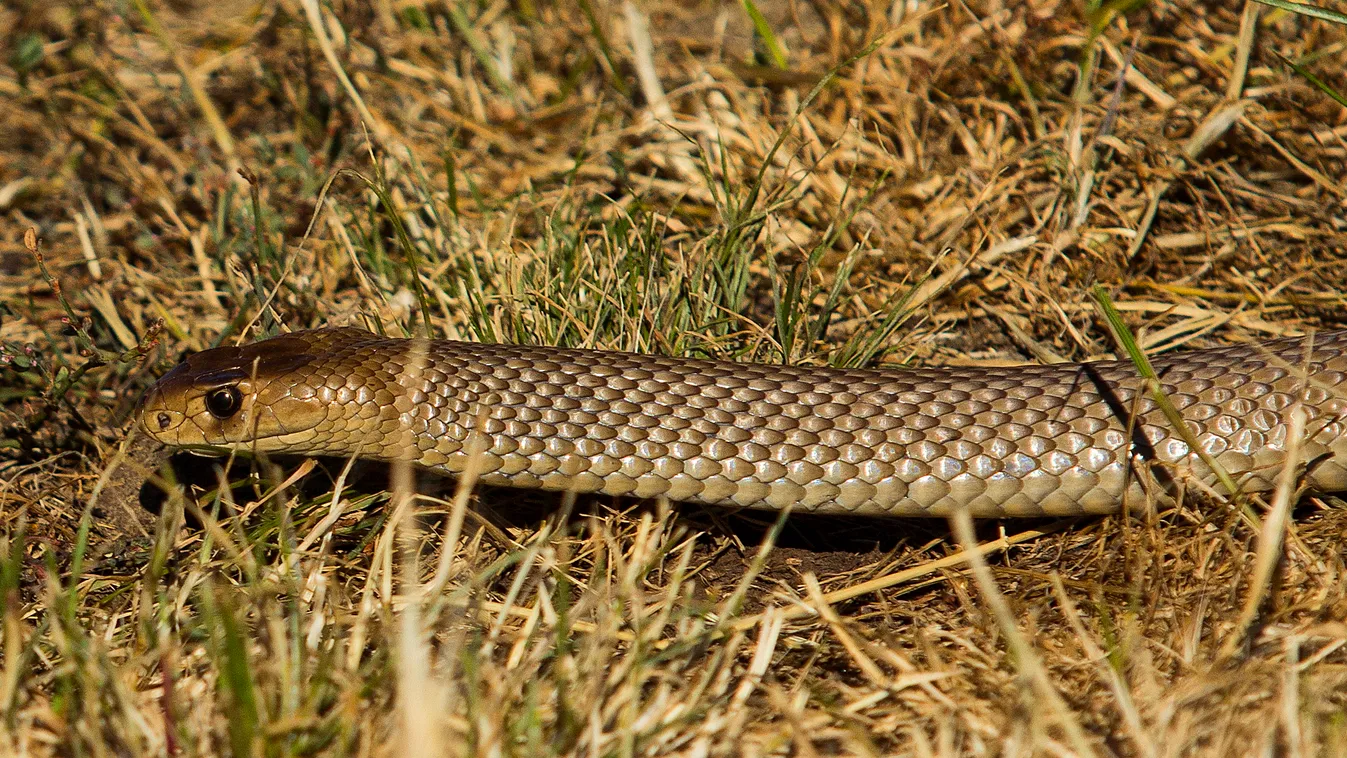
[205,387,242,418]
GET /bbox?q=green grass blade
[1090,285,1248,513]
[1253,0,1347,24]
[741,0,788,68]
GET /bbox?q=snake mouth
[162,439,311,458]
[140,383,329,449]
[166,442,239,457]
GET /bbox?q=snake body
[140,327,1347,517]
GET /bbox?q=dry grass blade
[949,510,1098,757]
[1221,359,1309,660]
[299,0,390,144]
[1049,575,1156,758]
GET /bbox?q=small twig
[13,229,164,437]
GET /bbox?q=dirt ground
[3,0,1347,755]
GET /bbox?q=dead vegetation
[3,0,1347,754]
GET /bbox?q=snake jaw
[139,336,334,451]
[141,379,330,451]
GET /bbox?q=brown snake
[139,327,1347,517]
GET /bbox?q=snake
[138,326,1347,518]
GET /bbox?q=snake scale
[139,327,1347,517]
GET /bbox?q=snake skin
[139,327,1347,517]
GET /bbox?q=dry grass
[3,0,1347,754]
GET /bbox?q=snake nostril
[156,412,171,431]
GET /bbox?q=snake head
[140,332,333,453]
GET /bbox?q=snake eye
[205,386,243,419]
